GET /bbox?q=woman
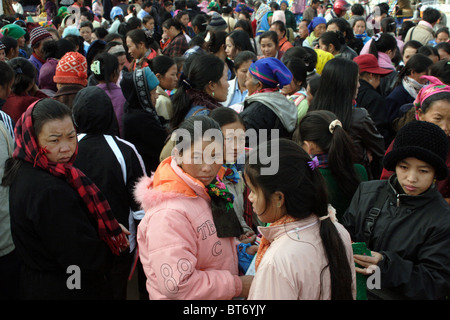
[135,115,252,299]
[161,18,189,58]
[72,86,145,300]
[170,53,229,131]
[308,57,385,180]
[2,57,48,123]
[318,31,342,56]
[303,16,326,49]
[246,138,356,299]
[385,53,433,123]
[225,30,255,61]
[92,53,127,137]
[150,55,178,121]
[326,17,360,60]
[207,31,235,81]
[354,54,395,147]
[240,57,297,142]
[294,110,368,220]
[381,75,450,204]
[352,16,369,46]
[343,120,450,300]
[257,31,282,60]
[126,28,158,71]
[365,33,399,98]
[3,99,129,299]
[280,56,308,122]
[222,50,257,109]
[120,66,168,175]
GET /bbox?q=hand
[238,275,254,298]
[239,231,256,244]
[118,223,131,251]
[354,251,383,275]
[246,245,258,255]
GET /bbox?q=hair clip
[372,33,381,42]
[308,156,319,171]
[90,60,101,75]
[329,119,342,134]
[14,67,23,74]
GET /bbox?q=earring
[277,202,281,208]
[212,91,215,97]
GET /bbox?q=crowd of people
[0,0,449,301]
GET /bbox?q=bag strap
[363,185,389,246]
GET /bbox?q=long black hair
[170,53,225,131]
[308,58,359,131]
[294,110,361,200]
[368,33,397,59]
[396,53,433,86]
[244,138,354,300]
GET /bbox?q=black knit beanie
[383,120,449,180]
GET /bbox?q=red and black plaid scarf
[13,101,129,256]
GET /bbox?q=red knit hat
[53,51,88,86]
[29,26,53,47]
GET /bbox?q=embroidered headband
[414,75,450,120]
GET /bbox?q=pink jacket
[135,157,242,300]
[248,214,356,300]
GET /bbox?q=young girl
[92,52,127,137]
[126,28,158,71]
[209,108,255,238]
[149,55,177,121]
[0,42,6,62]
[135,115,252,299]
[343,120,450,300]
[246,138,356,299]
[294,110,368,220]
[280,56,308,122]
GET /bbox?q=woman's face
[163,26,179,40]
[80,26,92,43]
[157,64,178,91]
[395,157,435,196]
[225,36,236,60]
[211,64,229,102]
[353,20,366,35]
[221,120,246,163]
[306,83,314,104]
[37,116,77,164]
[17,35,25,47]
[126,36,146,59]
[409,70,429,85]
[402,47,417,65]
[245,71,260,95]
[236,59,252,92]
[298,20,309,38]
[318,38,336,55]
[0,49,6,62]
[260,37,278,58]
[180,14,189,26]
[418,99,450,136]
[313,23,326,38]
[436,32,449,44]
[281,77,302,96]
[178,139,224,186]
[144,18,155,31]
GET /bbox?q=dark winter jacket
[342,175,450,300]
[356,79,394,147]
[72,86,145,229]
[385,83,415,123]
[9,161,114,299]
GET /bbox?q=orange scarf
[254,215,299,271]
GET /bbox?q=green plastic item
[352,242,372,300]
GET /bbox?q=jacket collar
[387,174,439,208]
[257,214,319,243]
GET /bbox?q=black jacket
[342,175,450,299]
[356,80,394,148]
[10,162,114,299]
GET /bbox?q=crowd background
[0,0,450,301]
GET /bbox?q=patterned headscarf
[414,75,450,120]
[13,99,129,256]
[249,57,293,89]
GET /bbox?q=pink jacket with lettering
[135,157,242,300]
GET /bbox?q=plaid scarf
[312,153,329,169]
[13,101,129,256]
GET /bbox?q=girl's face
[80,26,92,42]
[436,32,449,44]
[144,18,155,31]
[157,64,178,90]
[318,39,336,55]
[418,99,450,136]
[221,120,246,163]
[395,157,435,196]
[37,116,77,164]
[438,48,450,61]
[402,47,417,65]
[180,14,189,27]
[225,36,236,60]
[353,20,366,35]
[260,37,278,58]
[236,59,252,91]
[178,139,224,186]
[409,70,429,85]
[0,49,5,62]
[126,36,146,59]
[17,36,25,48]
[210,64,229,102]
[281,77,302,96]
[245,175,284,224]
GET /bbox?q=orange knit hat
[53,51,88,86]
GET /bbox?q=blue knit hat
[308,16,327,33]
[249,57,293,89]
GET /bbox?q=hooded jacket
[135,157,242,300]
[72,86,145,231]
[342,175,450,299]
[241,91,297,142]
